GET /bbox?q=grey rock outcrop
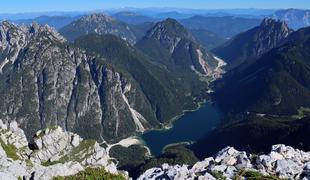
[30,126,113,169]
[256,144,310,179]
[138,145,310,180]
[0,119,121,180]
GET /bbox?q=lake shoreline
[141,101,221,156]
[137,100,208,155]
[108,100,218,157]
[145,99,211,134]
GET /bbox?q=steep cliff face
[59,13,137,44]
[0,22,160,143]
[213,18,293,68]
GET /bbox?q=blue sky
[1,0,310,13]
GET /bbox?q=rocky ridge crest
[0,21,64,73]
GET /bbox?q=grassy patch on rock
[233,170,280,180]
[210,171,226,180]
[0,138,20,160]
[42,140,96,166]
[53,167,126,180]
[35,125,59,138]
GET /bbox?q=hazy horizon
[0,0,309,14]
[0,8,281,15]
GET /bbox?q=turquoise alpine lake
[141,102,222,156]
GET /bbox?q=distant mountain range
[272,9,310,30]
[13,15,81,30]
[190,29,226,49]
[0,11,87,20]
[2,13,261,47]
[112,11,158,24]
[0,8,274,21]
[180,16,261,39]
[106,8,275,18]
[3,8,310,50]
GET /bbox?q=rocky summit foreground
[138,145,310,180]
[0,120,123,180]
[1,118,310,180]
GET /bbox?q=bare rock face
[0,21,65,70]
[30,126,111,168]
[138,145,310,180]
[0,121,28,150]
[0,119,121,180]
[0,21,159,143]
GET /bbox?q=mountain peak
[260,18,290,30]
[146,18,195,43]
[0,20,16,28]
[138,18,222,79]
[0,21,65,41]
[259,18,293,40]
[214,18,293,67]
[59,13,136,43]
[163,18,179,24]
[0,21,65,69]
[260,18,278,26]
[28,22,66,42]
